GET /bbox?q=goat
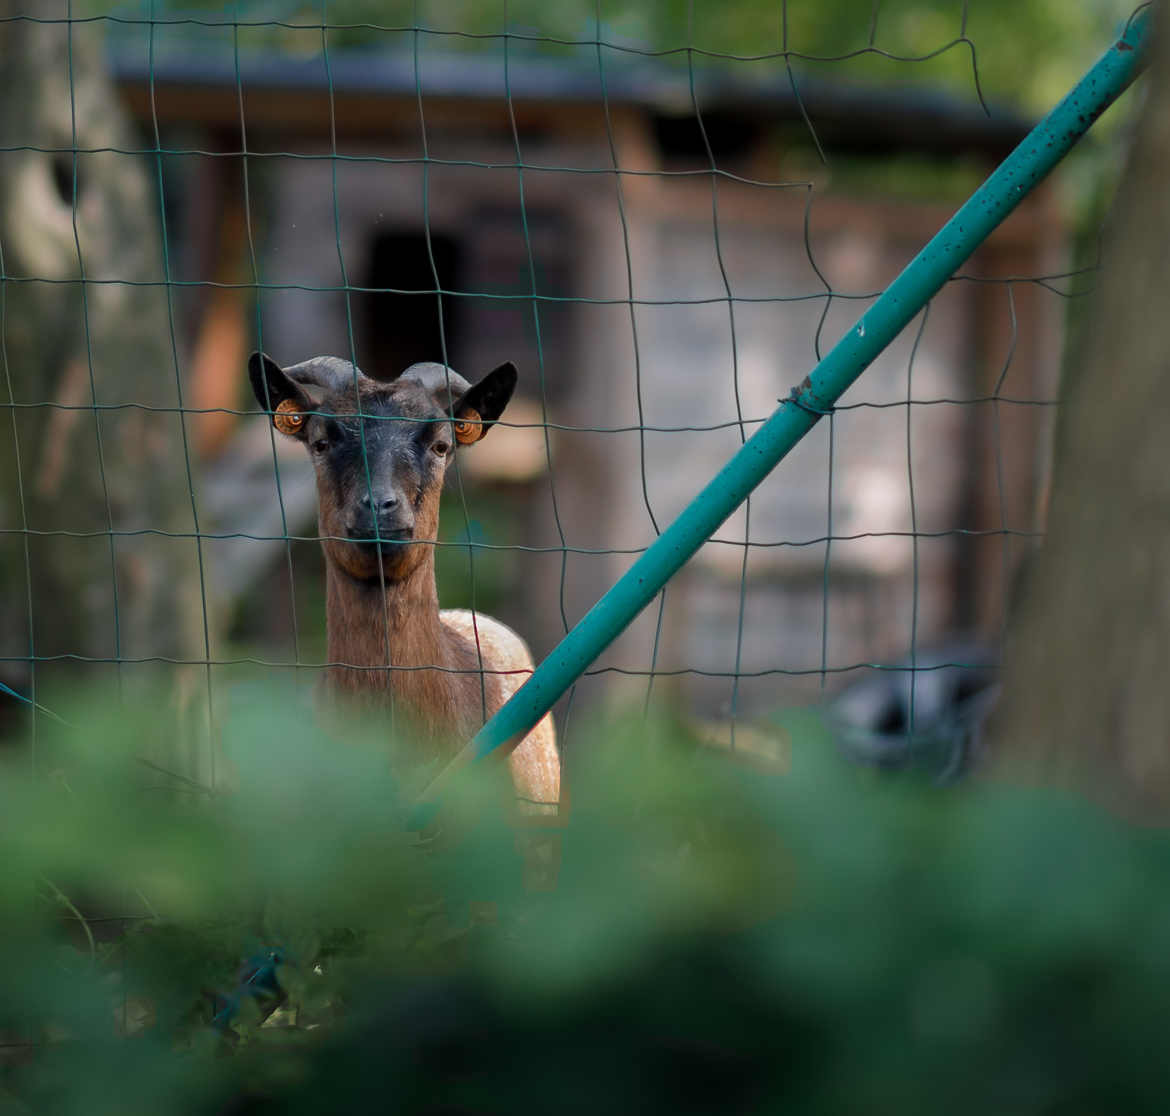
[248,351,560,817]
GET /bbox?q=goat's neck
[324,554,454,707]
[323,551,494,762]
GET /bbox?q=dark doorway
[360,229,463,379]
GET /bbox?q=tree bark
[992,7,1170,811]
[0,10,208,746]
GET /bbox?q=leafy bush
[3,684,1170,1114]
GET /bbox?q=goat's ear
[248,351,312,439]
[453,361,517,445]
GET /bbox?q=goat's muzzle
[346,522,415,545]
[347,489,416,544]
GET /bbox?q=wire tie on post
[782,383,834,417]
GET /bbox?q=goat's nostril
[380,494,399,511]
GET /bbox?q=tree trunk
[0,8,209,763]
[991,7,1170,811]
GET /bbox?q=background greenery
[78,0,1136,112]
[4,689,1170,1114]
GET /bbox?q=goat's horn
[398,362,471,406]
[283,356,365,397]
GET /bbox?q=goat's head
[248,352,516,582]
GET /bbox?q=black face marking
[310,384,454,544]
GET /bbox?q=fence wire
[0,3,1105,784]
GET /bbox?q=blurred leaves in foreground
[3,684,1170,1114]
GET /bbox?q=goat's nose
[358,491,400,512]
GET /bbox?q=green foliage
[4,686,1170,1113]
[86,0,1135,111]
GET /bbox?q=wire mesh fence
[0,3,1136,788]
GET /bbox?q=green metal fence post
[414,8,1151,821]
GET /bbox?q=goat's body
[441,609,559,811]
[325,564,559,812]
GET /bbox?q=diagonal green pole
[414,9,1151,822]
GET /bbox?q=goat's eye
[312,438,330,454]
[431,440,451,458]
